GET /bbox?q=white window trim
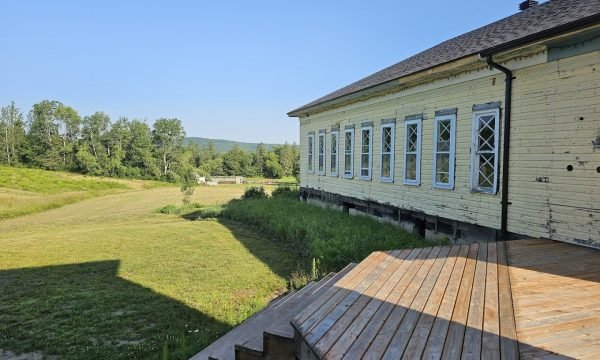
[470,108,500,194]
[432,114,456,190]
[329,131,339,177]
[360,125,373,180]
[380,123,395,183]
[307,133,315,174]
[403,118,422,186]
[317,131,326,176]
[343,128,354,179]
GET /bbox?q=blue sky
[0,1,522,143]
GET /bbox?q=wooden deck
[291,239,600,359]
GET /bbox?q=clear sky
[0,1,524,144]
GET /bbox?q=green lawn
[0,182,296,359]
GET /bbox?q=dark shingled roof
[289,0,600,115]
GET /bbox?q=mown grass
[0,182,296,359]
[218,190,432,274]
[0,166,164,219]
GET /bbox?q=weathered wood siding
[299,50,600,246]
[507,50,600,246]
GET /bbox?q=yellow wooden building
[288,0,600,248]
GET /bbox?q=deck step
[191,263,357,360]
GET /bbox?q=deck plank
[313,249,411,357]
[481,242,500,360]
[461,243,489,360]
[321,249,413,359]
[381,246,453,359]
[294,251,387,335]
[292,251,381,329]
[341,247,435,359]
[497,241,519,360]
[363,246,443,360]
[401,245,462,359]
[421,245,470,360]
[441,243,480,360]
[304,251,397,345]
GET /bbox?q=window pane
[331,134,337,154]
[436,153,450,184]
[361,154,369,169]
[407,124,418,152]
[478,153,495,188]
[319,136,324,154]
[478,115,495,151]
[344,154,351,172]
[345,132,352,151]
[437,120,451,152]
[362,129,370,153]
[382,127,392,153]
[382,154,391,178]
[331,154,337,173]
[406,154,417,180]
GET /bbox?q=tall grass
[220,195,430,273]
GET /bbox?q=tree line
[0,100,299,181]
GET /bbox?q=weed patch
[220,195,432,273]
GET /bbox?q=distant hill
[185,137,281,153]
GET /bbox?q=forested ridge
[0,100,299,181]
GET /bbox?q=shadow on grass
[0,260,230,360]
[180,210,300,281]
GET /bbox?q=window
[317,132,326,175]
[307,134,314,173]
[360,125,373,180]
[330,131,339,176]
[433,114,456,189]
[380,122,395,182]
[471,109,500,193]
[403,118,422,185]
[343,128,354,178]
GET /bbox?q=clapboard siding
[299,50,600,246]
[507,49,600,245]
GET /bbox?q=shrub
[271,185,298,198]
[242,186,268,200]
[157,204,180,214]
[156,203,203,215]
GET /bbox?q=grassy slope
[0,166,163,220]
[0,184,296,359]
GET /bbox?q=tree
[25,100,63,169]
[273,143,299,177]
[152,118,185,177]
[179,168,197,204]
[264,151,284,178]
[54,104,81,169]
[104,117,131,176]
[81,112,110,161]
[252,143,268,177]
[222,145,252,176]
[0,102,25,165]
[125,120,158,178]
